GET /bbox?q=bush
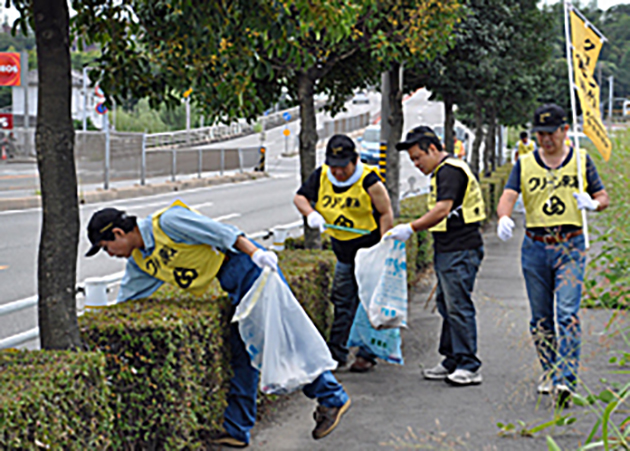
[79,297,230,449]
[0,351,113,450]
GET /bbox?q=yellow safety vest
[428,158,486,232]
[315,164,379,241]
[132,200,226,295]
[520,149,588,228]
[518,140,535,158]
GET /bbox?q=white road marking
[190,201,215,209]
[214,213,240,222]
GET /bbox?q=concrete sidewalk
[248,217,627,450]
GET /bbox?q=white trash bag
[232,268,337,395]
[355,239,408,329]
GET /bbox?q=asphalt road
[0,89,457,347]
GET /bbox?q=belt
[525,229,583,244]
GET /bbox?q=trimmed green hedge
[0,351,113,450]
[79,297,230,449]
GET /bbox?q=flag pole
[563,0,590,249]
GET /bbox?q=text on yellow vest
[428,158,486,232]
[315,164,379,240]
[132,200,226,295]
[520,149,588,228]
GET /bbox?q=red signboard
[0,114,13,130]
[0,53,21,87]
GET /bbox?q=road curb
[0,171,268,212]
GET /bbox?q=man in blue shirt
[84,201,351,447]
[497,104,609,407]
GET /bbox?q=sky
[1,0,629,25]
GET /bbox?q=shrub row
[0,351,113,449]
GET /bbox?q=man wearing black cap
[497,104,609,406]
[386,125,486,386]
[84,201,351,447]
[293,134,393,373]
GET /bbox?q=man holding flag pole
[495,0,611,408]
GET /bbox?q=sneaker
[537,371,554,395]
[349,356,376,373]
[210,432,248,448]
[332,360,352,373]
[312,397,352,439]
[555,384,573,409]
[423,363,450,380]
[445,369,482,386]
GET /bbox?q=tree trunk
[484,107,496,176]
[385,64,403,218]
[297,71,321,250]
[443,95,455,155]
[470,99,484,176]
[33,0,82,349]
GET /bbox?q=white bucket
[271,228,287,252]
[84,278,110,308]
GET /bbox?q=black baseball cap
[85,208,128,257]
[396,125,441,151]
[532,104,567,133]
[325,134,358,167]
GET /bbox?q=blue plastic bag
[347,303,404,365]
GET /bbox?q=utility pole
[20,51,30,155]
[608,76,614,124]
[82,67,88,131]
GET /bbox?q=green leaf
[599,389,615,404]
[547,436,563,451]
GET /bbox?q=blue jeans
[434,247,484,373]
[217,246,348,444]
[328,261,376,365]
[521,233,585,387]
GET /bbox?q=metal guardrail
[144,103,325,151]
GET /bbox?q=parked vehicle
[358,125,381,165]
[352,91,370,105]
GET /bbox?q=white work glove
[573,192,600,211]
[251,249,278,271]
[307,211,326,232]
[497,216,515,242]
[383,223,415,242]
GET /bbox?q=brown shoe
[312,397,352,439]
[349,356,376,373]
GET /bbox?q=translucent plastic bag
[347,303,403,365]
[355,239,408,329]
[232,268,337,395]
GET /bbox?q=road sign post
[0,114,13,130]
[283,127,291,156]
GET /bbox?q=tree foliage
[72,0,460,246]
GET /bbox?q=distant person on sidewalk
[294,134,394,373]
[514,131,536,162]
[496,103,609,406]
[84,202,351,447]
[386,125,486,387]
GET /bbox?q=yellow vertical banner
[570,9,611,161]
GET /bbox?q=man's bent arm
[410,200,453,232]
[368,182,394,236]
[294,194,316,217]
[497,189,519,218]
